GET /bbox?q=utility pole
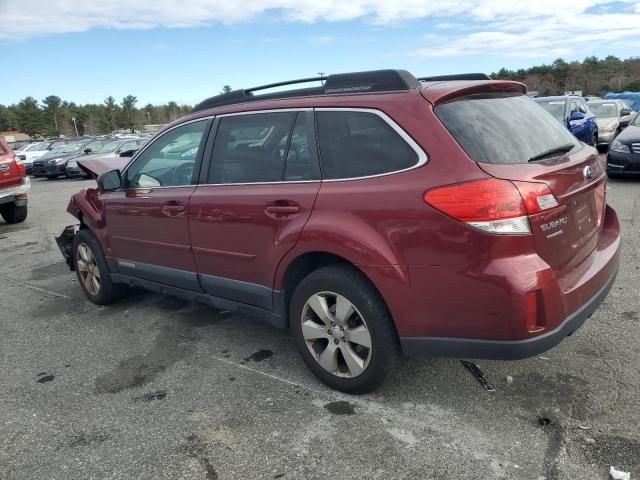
[53,112,58,135]
[111,108,116,132]
[71,116,79,137]
[147,111,151,125]
[318,72,325,85]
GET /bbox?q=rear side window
[436,94,579,165]
[316,111,419,179]
[209,112,296,184]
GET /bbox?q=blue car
[534,96,599,146]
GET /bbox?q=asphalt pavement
[1,157,639,480]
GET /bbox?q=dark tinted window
[284,113,320,181]
[436,94,580,165]
[316,111,419,179]
[209,112,296,184]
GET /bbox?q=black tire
[46,175,57,180]
[72,229,128,305]
[290,264,399,393]
[0,203,27,224]
[592,132,598,147]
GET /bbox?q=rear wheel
[290,264,399,393]
[0,203,27,224]
[73,229,128,304]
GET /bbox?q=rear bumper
[400,267,618,359]
[0,177,30,205]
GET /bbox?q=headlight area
[610,139,630,153]
[50,157,66,165]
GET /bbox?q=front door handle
[265,205,300,214]
[162,202,186,216]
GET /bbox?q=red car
[0,137,29,224]
[57,70,620,393]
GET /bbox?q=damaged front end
[55,225,78,271]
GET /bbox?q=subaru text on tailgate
[56,70,620,393]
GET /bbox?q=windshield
[589,103,618,118]
[52,141,86,153]
[98,140,122,153]
[535,101,565,122]
[436,93,579,164]
[84,140,104,152]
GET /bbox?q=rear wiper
[528,144,575,163]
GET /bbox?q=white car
[15,142,54,172]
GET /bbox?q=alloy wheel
[300,291,372,378]
[76,243,101,296]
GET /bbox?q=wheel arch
[276,250,405,332]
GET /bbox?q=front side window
[125,120,208,188]
[316,110,419,180]
[209,112,296,184]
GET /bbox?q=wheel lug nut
[340,326,344,331]
[327,330,331,334]
[334,339,339,344]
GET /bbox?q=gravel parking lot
[1,156,639,480]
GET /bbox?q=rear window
[436,94,580,164]
[316,111,419,179]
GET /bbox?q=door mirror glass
[97,169,121,191]
[570,111,585,121]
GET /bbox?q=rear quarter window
[436,94,580,164]
[316,110,419,179]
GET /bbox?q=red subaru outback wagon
[57,70,620,393]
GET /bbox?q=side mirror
[620,110,631,117]
[97,169,121,191]
[619,115,633,129]
[570,111,585,121]
[83,148,92,154]
[118,148,138,158]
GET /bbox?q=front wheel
[72,229,128,305]
[0,203,27,224]
[290,264,399,393]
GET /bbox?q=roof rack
[418,73,491,82]
[192,69,420,112]
[192,70,491,112]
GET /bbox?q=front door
[105,118,211,290]
[189,111,321,310]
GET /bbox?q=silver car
[590,100,635,146]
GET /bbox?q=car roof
[174,80,524,128]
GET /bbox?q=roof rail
[418,73,491,82]
[192,69,421,112]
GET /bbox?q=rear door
[189,110,321,310]
[435,93,605,275]
[0,141,21,189]
[104,119,211,289]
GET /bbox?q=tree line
[0,85,233,138]
[491,55,640,96]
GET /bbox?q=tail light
[16,161,26,177]
[423,178,559,235]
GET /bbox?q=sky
[2,0,640,106]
